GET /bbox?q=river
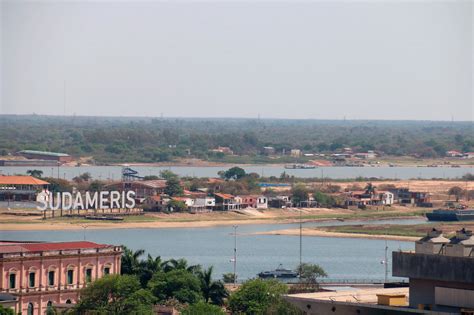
[0,218,425,282]
[0,165,472,180]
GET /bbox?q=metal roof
[18,150,70,157]
[0,175,49,185]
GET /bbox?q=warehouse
[18,150,73,163]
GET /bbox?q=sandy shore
[252,228,419,242]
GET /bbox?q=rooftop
[286,287,409,304]
[18,150,70,157]
[0,241,110,254]
[0,175,49,185]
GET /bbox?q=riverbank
[0,206,426,232]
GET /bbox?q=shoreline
[251,228,419,242]
[0,215,425,233]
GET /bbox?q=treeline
[0,115,472,163]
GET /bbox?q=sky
[1,0,473,121]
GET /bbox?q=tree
[365,183,376,195]
[42,177,72,193]
[227,279,288,314]
[75,274,155,314]
[0,304,15,315]
[313,191,335,208]
[26,169,43,178]
[72,172,92,183]
[296,263,327,288]
[162,258,201,274]
[222,167,246,180]
[167,200,187,212]
[448,186,464,202]
[197,266,228,306]
[291,184,308,206]
[182,301,225,315]
[143,175,160,180]
[160,170,178,180]
[121,246,145,275]
[148,269,202,304]
[89,180,105,192]
[164,177,183,196]
[138,254,164,287]
[222,272,236,284]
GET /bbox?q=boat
[258,264,298,279]
[426,209,474,222]
[284,164,316,169]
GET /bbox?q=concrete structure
[393,228,474,313]
[0,176,49,202]
[18,150,73,163]
[214,193,239,210]
[0,240,122,315]
[284,287,434,314]
[263,146,275,155]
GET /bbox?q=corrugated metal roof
[0,175,49,185]
[18,150,70,157]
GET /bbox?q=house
[214,193,239,210]
[263,147,276,155]
[446,150,463,157]
[256,196,268,209]
[210,147,233,155]
[354,150,377,159]
[144,195,163,211]
[391,188,431,206]
[234,195,268,209]
[378,191,394,205]
[268,195,292,208]
[194,196,215,210]
[0,241,121,315]
[104,179,167,201]
[464,152,474,159]
[290,149,301,158]
[344,190,394,207]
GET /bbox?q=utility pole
[299,208,302,271]
[233,225,238,287]
[384,240,388,283]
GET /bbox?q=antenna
[63,80,67,116]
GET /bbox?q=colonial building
[0,240,122,315]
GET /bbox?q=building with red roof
[0,175,49,203]
[0,240,121,314]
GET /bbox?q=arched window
[8,269,17,289]
[27,302,34,315]
[48,266,57,286]
[47,301,53,311]
[65,299,72,304]
[66,265,76,285]
[103,263,112,276]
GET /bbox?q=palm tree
[162,258,201,274]
[365,183,376,196]
[121,246,145,275]
[197,266,229,306]
[139,254,164,287]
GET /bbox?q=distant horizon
[1,113,472,123]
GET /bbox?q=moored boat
[258,264,298,278]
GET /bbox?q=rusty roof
[0,175,49,185]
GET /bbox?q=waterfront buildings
[0,176,49,202]
[105,179,167,201]
[17,150,73,163]
[0,240,121,315]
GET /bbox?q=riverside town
[1,1,473,314]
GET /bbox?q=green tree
[0,304,15,315]
[197,266,228,305]
[164,177,184,196]
[223,167,246,180]
[42,177,72,193]
[148,269,202,304]
[160,170,179,180]
[139,254,164,288]
[222,272,236,284]
[227,278,288,314]
[26,169,43,178]
[88,180,105,192]
[291,184,308,206]
[365,183,376,195]
[167,200,187,212]
[162,258,201,274]
[143,175,160,180]
[182,301,225,315]
[448,186,464,202]
[121,246,145,275]
[313,191,335,207]
[296,263,327,287]
[75,274,155,314]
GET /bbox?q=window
[47,301,53,312]
[85,268,92,283]
[65,299,72,304]
[104,267,110,275]
[29,272,35,287]
[48,271,55,286]
[9,273,16,289]
[67,270,74,284]
[27,303,34,315]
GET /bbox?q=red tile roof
[0,175,49,185]
[214,193,234,199]
[0,241,109,253]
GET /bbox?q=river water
[0,218,424,282]
[0,165,472,180]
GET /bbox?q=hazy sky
[1,0,473,120]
